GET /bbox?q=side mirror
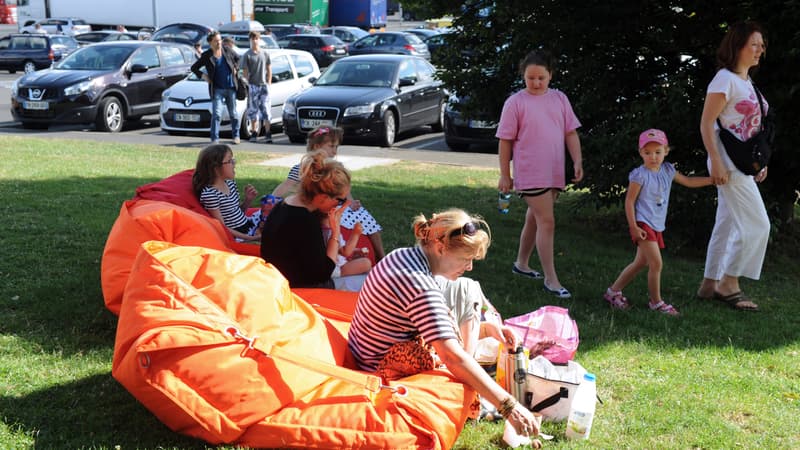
[398,77,415,87]
[129,63,148,74]
[309,76,317,84]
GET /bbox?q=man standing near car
[191,30,241,144]
[242,31,273,143]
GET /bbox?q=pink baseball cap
[638,128,668,149]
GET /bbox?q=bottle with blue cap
[565,372,597,440]
[498,191,511,214]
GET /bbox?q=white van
[159,48,320,137]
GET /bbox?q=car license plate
[469,119,495,129]
[300,118,334,129]
[335,49,345,54]
[175,113,201,122]
[23,101,48,110]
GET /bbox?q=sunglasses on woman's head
[448,222,478,239]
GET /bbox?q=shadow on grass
[0,373,208,449]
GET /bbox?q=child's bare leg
[367,231,386,261]
[610,246,647,292]
[527,192,561,288]
[515,202,539,271]
[637,241,663,303]
[339,257,372,277]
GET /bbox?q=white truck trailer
[17,0,254,30]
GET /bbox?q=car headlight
[11,79,19,97]
[343,104,374,117]
[283,100,296,115]
[63,80,93,96]
[162,89,171,100]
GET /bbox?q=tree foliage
[424,0,799,241]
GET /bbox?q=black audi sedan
[11,41,195,132]
[282,54,446,147]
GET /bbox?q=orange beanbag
[101,199,260,315]
[112,241,475,449]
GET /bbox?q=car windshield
[56,45,134,70]
[315,61,397,87]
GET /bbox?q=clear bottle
[498,191,511,214]
[565,373,597,440]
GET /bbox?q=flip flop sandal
[649,300,680,316]
[543,284,571,299]
[713,291,759,311]
[512,264,543,279]
[603,289,630,310]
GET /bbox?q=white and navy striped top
[199,179,248,229]
[348,246,459,371]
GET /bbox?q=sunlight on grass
[1,136,798,449]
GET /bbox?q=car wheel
[23,61,37,74]
[445,137,470,152]
[240,115,253,139]
[288,133,306,144]
[95,97,124,133]
[429,100,445,132]
[378,109,396,147]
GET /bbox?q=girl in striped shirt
[192,144,261,242]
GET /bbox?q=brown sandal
[713,291,759,311]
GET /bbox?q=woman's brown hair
[192,144,231,198]
[298,150,351,202]
[716,21,766,74]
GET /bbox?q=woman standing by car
[191,30,242,144]
[696,21,770,311]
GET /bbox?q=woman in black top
[261,150,351,288]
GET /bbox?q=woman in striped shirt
[348,208,540,438]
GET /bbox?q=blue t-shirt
[629,162,676,232]
[213,54,234,89]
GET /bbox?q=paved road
[0,21,498,169]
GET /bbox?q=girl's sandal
[649,300,680,316]
[603,289,630,310]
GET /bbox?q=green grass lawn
[1,136,798,449]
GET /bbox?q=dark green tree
[426,0,799,242]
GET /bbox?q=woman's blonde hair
[298,150,351,202]
[412,208,490,259]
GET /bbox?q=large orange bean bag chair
[111,241,475,449]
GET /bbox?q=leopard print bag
[376,336,441,382]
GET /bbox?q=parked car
[11,41,196,132]
[443,94,498,151]
[320,26,368,47]
[277,34,347,67]
[422,32,451,63]
[348,32,430,60]
[403,28,439,40]
[221,33,279,51]
[49,35,80,57]
[267,23,320,39]
[0,33,73,74]
[151,22,214,47]
[74,31,139,46]
[20,17,91,36]
[160,48,320,138]
[282,54,446,147]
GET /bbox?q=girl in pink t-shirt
[497,50,584,298]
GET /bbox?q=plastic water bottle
[565,373,597,440]
[498,191,511,214]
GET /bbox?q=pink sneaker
[603,288,630,310]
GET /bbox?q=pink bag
[504,306,579,364]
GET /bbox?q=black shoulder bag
[716,85,774,175]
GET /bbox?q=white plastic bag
[524,356,587,422]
